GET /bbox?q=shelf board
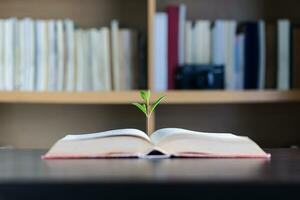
[156,90,300,104]
[0,91,300,105]
[0,91,142,104]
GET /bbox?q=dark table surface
[0,148,299,200]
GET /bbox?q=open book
[43,128,270,159]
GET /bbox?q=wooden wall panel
[156,0,300,22]
[0,104,145,148]
[0,0,147,31]
[156,103,300,148]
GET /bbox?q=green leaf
[140,90,151,102]
[145,90,151,101]
[140,91,147,101]
[150,96,165,115]
[132,103,148,116]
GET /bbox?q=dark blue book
[244,22,260,89]
[175,64,224,90]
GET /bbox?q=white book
[56,20,65,91]
[23,18,35,91]
[154,12,168,91]
[17,19,26,91]
[75,30,84,91]
[0,20,4,90]
[14,20,21,90]
[35,20,48,91]
[184,21,192,64]
[100,27,112,91]
[90,28,102,91]
[77,30,92,91]
[212,20,226,65]
[85,30,93,91]
[119,29,138,90]
[277,20,290,90]
[4,18,16,91]
[47,20,57,91]
[111,20,120,90]
[224,21,237,90]
[178,4,186,65]
[258,20,266,90]
[234,33,245,90]
[64,20,75,92]
[43,128,269,159]
[193,20,211,64]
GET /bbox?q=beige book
[111,20,120,90]
[43,128,270,159]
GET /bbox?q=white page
[62,129,150,142]
[150,128,241,145]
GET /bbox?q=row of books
[154,4,298,91]
[0,18,146,91]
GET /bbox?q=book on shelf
[0,18,144,92]
[292,25,300,88]
[243,22,260,89]
[175,64,224,89]
[154,12,168,91]
[277,20,291,90]
[167,5,179,90]
[154,3,296,91]
[43,128,270,159]
[265,22,277,89]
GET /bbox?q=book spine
[0,20,3,91]
[258,20,266,90]
[277,20,291,90]
[65,20,75,92]
[56,20,64,91]
[101,27,112,91]
[4,18,16,91]
[244,22,259,89]
[178,3,186,66]
[111,20,120,91]
[224,21,237,90]
[184,21,192,64]
[154,12,168,91]
[167,5,179,90]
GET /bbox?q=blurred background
[0,0,299,149]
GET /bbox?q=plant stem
[146,116,150,136]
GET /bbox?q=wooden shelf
[0,91,300,105]
[156,91,300,104]
[0,91,142,104]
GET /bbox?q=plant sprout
[132,90,165,136]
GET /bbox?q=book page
[45,136,154,159]
[62,129,150,142]
[151,128,268,158]
[150,128,237,145]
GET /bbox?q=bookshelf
[1,91,300,104]
[0,0,300,148]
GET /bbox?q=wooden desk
[0,149,299,200]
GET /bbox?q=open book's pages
[150,128,269,158]
[43,128,270,159]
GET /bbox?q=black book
[243,22,260,89]
[138,32,147,89]
[175,64,224,90]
